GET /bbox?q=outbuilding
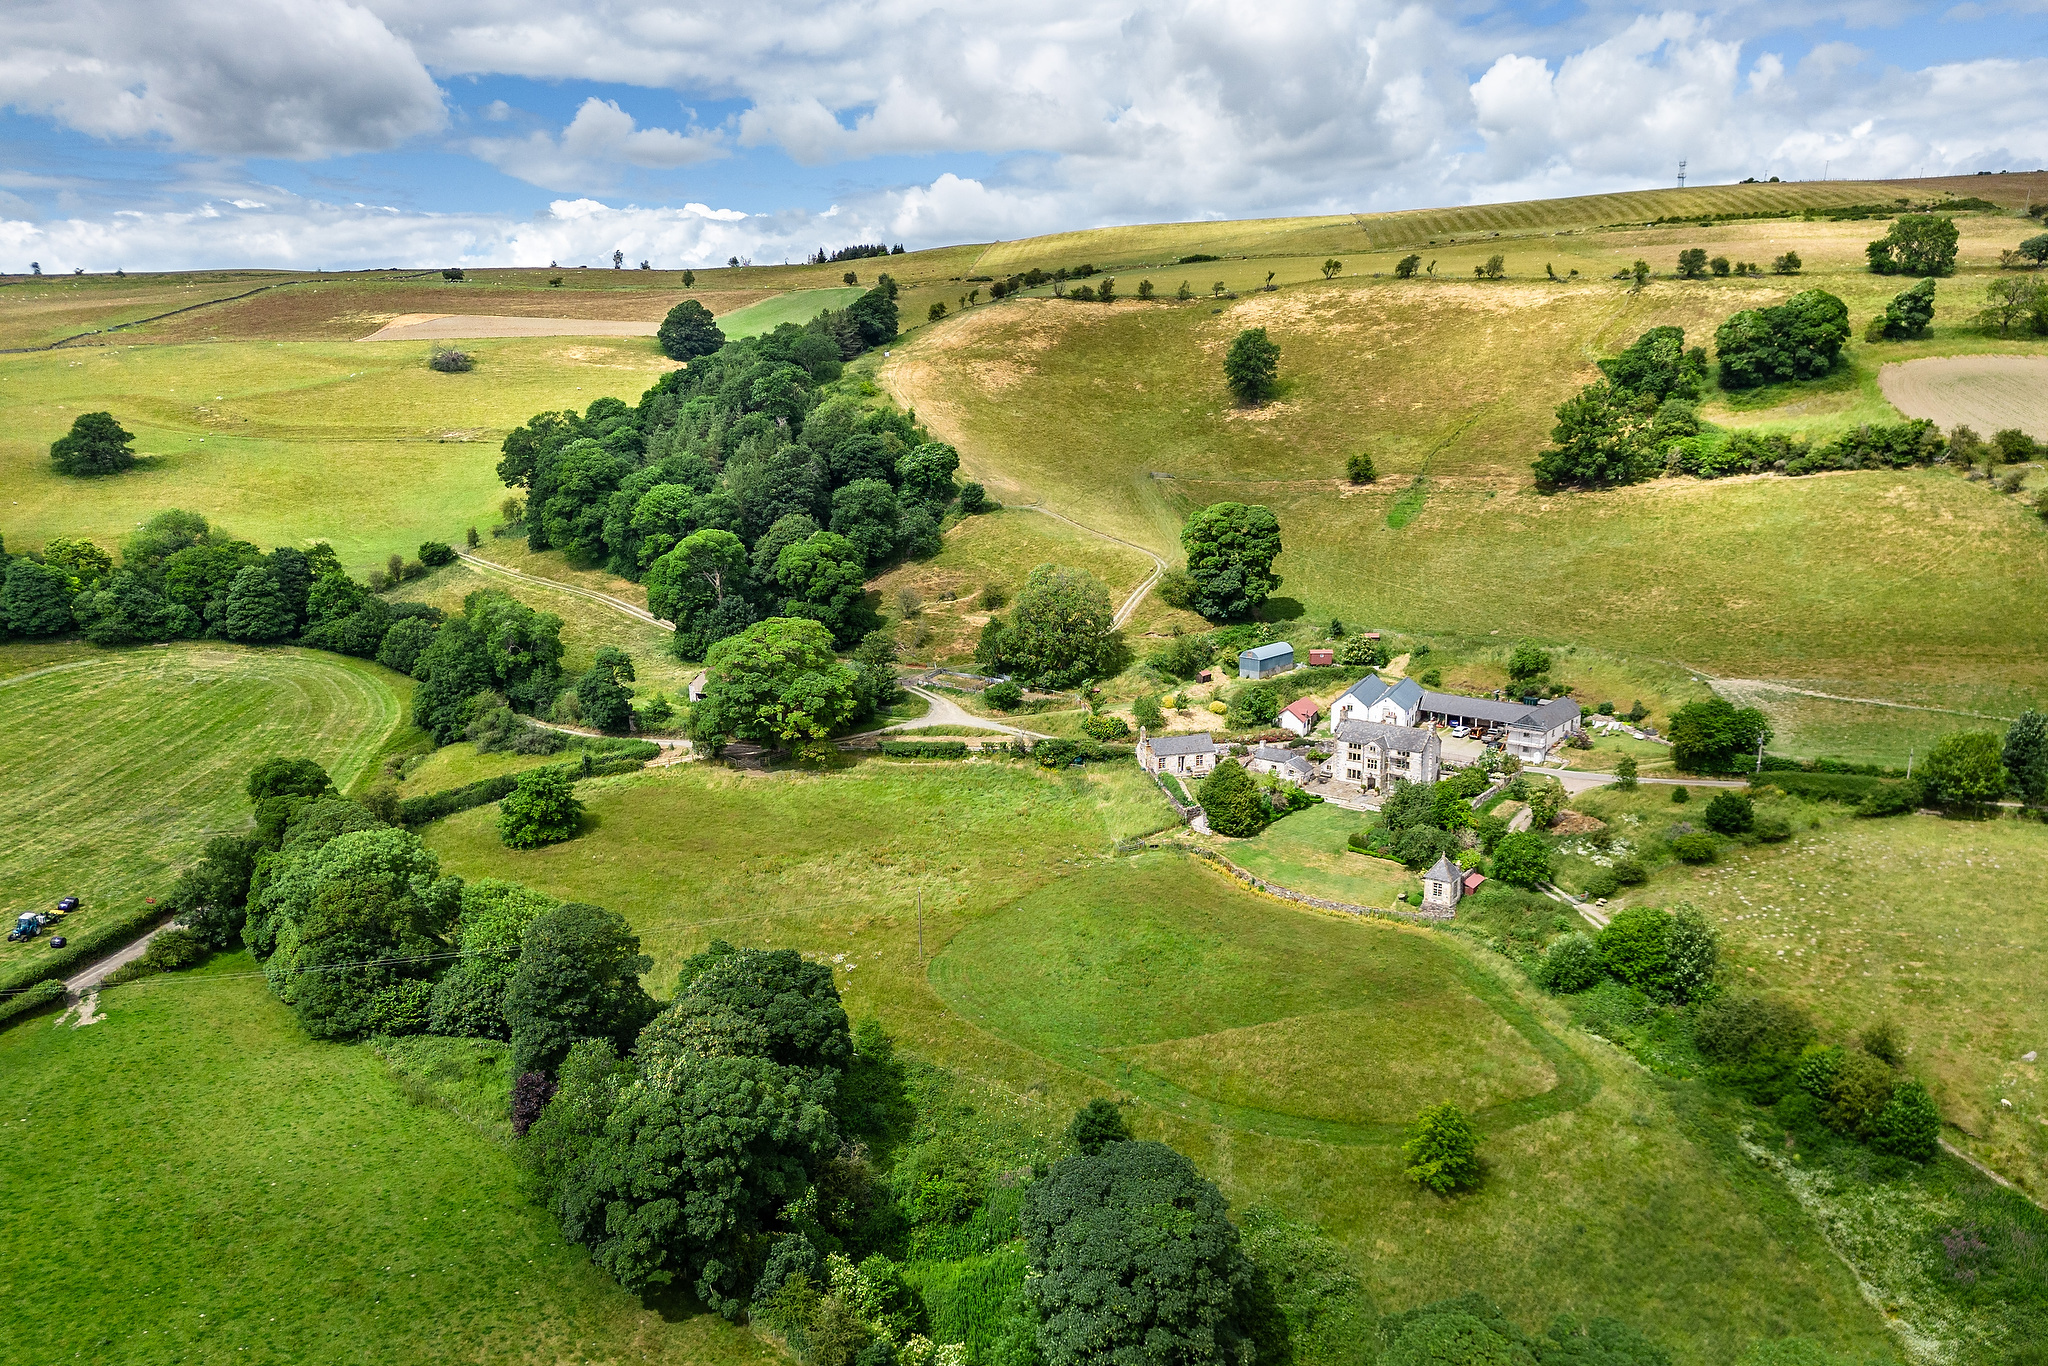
[1238,642,1295,678]
[1278,697,1321,737]
[1422,856,1465,912]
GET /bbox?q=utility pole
[1906,748,1914,780]
[1756,733,1765,773]
[916,889,923,962]
[1677,159,1687,189]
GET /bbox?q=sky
[2,0,2045,273]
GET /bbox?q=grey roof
[1249,743,1295,762]
[1418,691,1529,725]
[1146,732,1220,756]
[1424,856,1463,885]
[1332,718,1438,753]
[1511,698,1584,731]
[1240,641,1294,662]
[1337,674,1422,712]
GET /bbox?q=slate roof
[1332,718,1437,753]
[1418,691,1582,730]
[1337,674,1421,714]
[1146,732,1220,757]
[1424,856,1463,886]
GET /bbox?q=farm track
[1009,504,1167,627]
[456,550,673,629]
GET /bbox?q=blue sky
[3,0,2043,271]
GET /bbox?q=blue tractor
[9,912,41,942]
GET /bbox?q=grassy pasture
[0,270,324,350]
[713,286,871,337]
[0,643,409,979]
[885,219,2048,758]
[0,336,673,575]
[1572,783,2048,1196]
[1197,804,1421,907]
[418,762,1896,1363]
[0,953,778,1366]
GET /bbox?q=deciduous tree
[49,411,137,476]
[505,901,656,1074]
[694,616,860,748]
[1223,327,1280,405]
[1922,730,2006,805]
[974,563,1125,688]
[657,300,726,360]
[499,767,585,849]
[1402,1102,1479,1194]
[1180,502,1283,619]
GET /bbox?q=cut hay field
[1570,783,2048,1195]
[1878,354,2048,439]
[0,952,778,1366]
[419,761,1898,1364]
[0,336,673,575]
[885,210,2048,761]
[0,643,410,980]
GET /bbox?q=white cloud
[1,0,444,158]
[469,97,725,190]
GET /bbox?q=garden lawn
[421,761,1897,1365]
[1203,803,1421,908]
[0,643,410,986]
[0,953,778,1366]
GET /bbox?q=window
[1346,767,1362,781]
[1367,759,1378,770]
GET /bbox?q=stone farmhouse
[1137,730,1222,778]
[1329,674,1583,763]
[1329,718,1441,792]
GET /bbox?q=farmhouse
[1331,675,1422,728]
[1417,691,1583,762]
[1245,743,1316,784]
[1278,697,1320,736]
[1137,729,1221,777]
[1328,719,1441,791]
[1239,642,1295,678]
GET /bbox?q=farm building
[1137,729,1221,778]
[1417,692,1583,761]
[1239,642,1295,678]
[1278,697,1321,736]
[1331,675,1422,727]
[1329,719,1441,791]
[1307,648,1334,666]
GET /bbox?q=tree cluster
[1667,697,1772,773]
[974,563,1128,689]
[1713,289,1852,389]
[1179,502,1283,620]
[500,288,972,661]
[1532,325,1707,489]
[1867,277,1937,341]
[1864,214,1961,276]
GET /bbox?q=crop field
[0,644,408,980]
[1877,355,2048,439]
[0,954,778,1366]
[713,286,872,337]
[885,213,2048,757]
[1569,784,2048,1193]
[416,761,1898,1363]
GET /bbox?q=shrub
[1131,694,1165,729]
[1614,755,1638,789]
[428,346,474,373]
[1402,1102,1479,1195]
[1867,1079,1941,1161]
[1081,713,1131,741]
[1693,993,1815,1102]
[1921,730,2007,805]
[984,681,1022,711]
[1671,832,1717,863]
[1063,1099,1133,1155]
[1611,856,1647,885]
[0,979,70,1029]
[1597,906,1674,996]
[418,540,456,567]
[1532,933,1603,993]
[1714,289,1850,388]
[1582,869,1620,899]
[1489,831,1552,888]
[1670,785,1689,803]
[1198,760,1271,838]
[498,767,584,849]
[1232,683,1281,728]
[1346,451,1377,483]
[396,773,519,825]
[1821,1049,1897,1138]
[878,739,967,759]
[1859,1019,1903,1065]
[1703,791,1754,834]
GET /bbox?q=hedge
[879,739,969,759]
[0,978,70,1029]
[1749,771,1918,803]
[394,747,658,824]
[0,903,173,995]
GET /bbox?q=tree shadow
[1257,597,1305,623]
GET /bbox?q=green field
[0,953,777,1366]
[413,761,1898,1363]
[1198,803,1421,907]
[1569,783,2048,1194]
[714,286,870,337]
[0,643,410,977]
[931,855,1569,1139]
[887,210,2048,760]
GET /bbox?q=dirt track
[1877,354,2048,439]
[358,314,658,341]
